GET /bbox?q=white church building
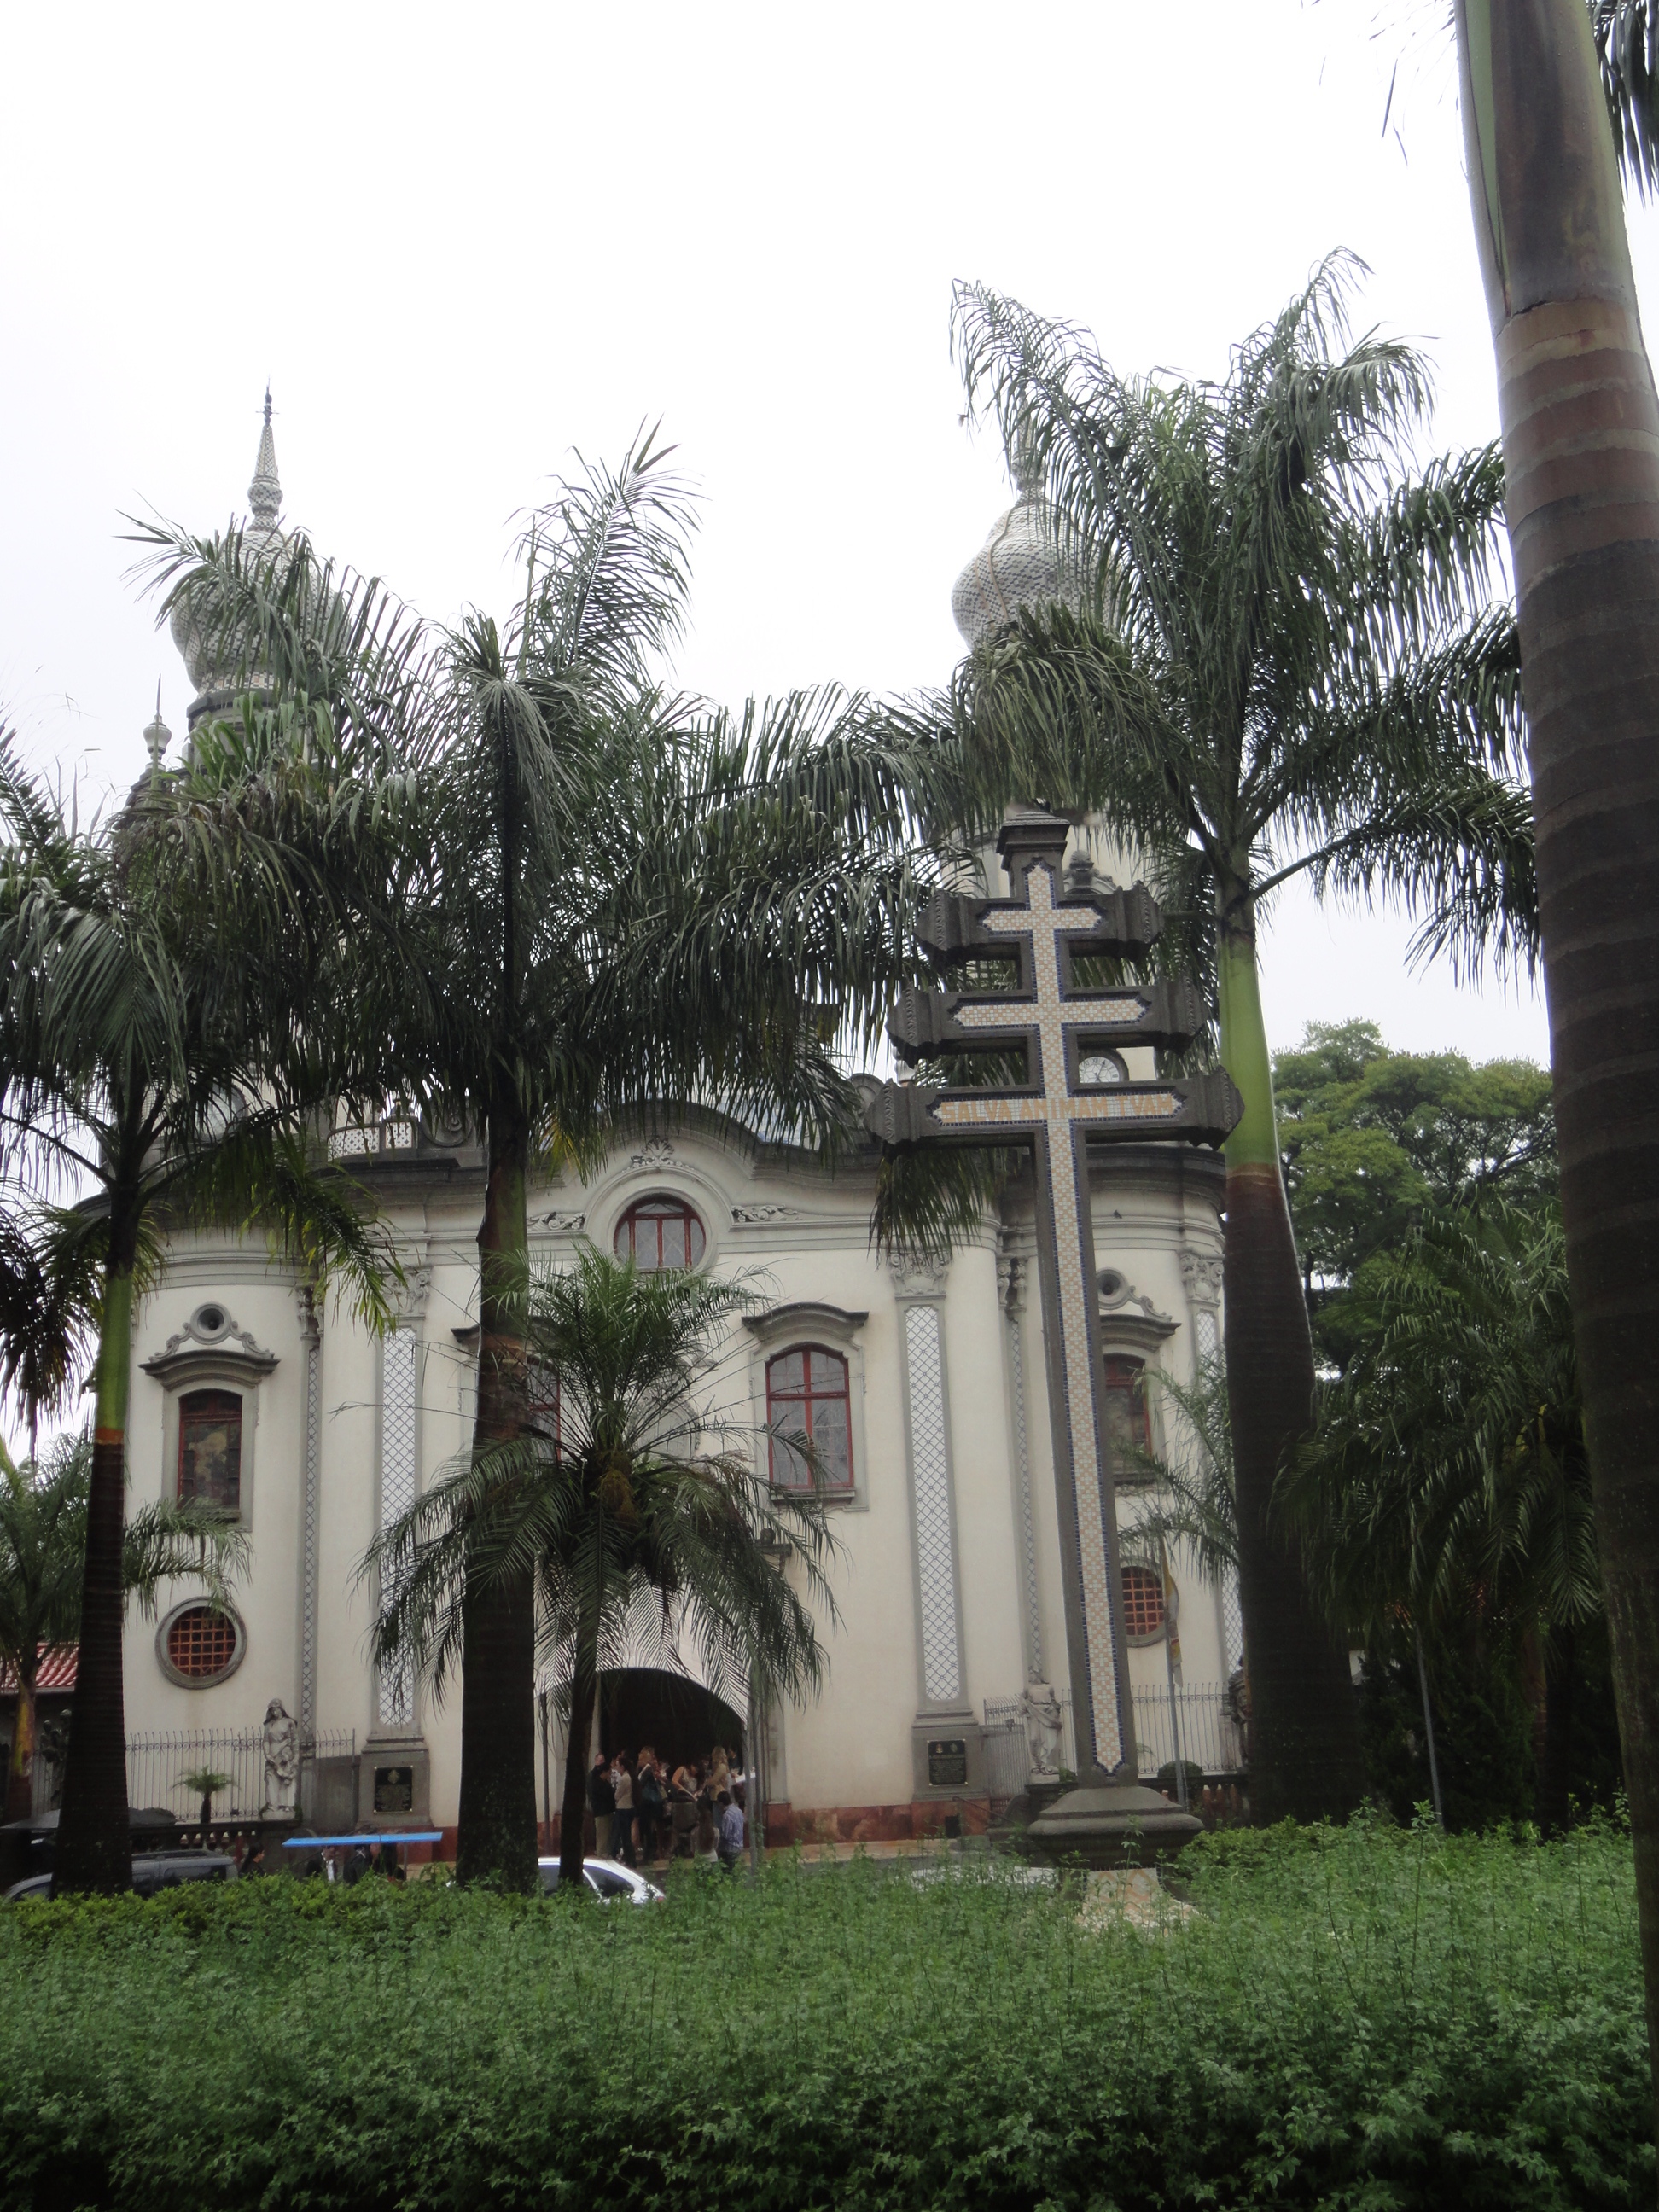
[114,418,1241,1853]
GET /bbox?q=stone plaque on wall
[927,1739,969,1788]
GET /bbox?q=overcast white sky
[6,1,1654,1068]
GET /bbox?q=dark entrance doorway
[597,1668,744,1773]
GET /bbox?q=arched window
[178,1389,242,1513]
[614,1196,705,1272]
[766,1347,853,1492]
[164,1604,242,1683]
[1121,1563,1166,1639]
[1102,1355,1151,1471]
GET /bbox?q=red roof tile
[0,1645,77,1693]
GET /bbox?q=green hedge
[1,1819,1649,2209]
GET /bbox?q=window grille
[166,1606,239,1681]
[1121,1563,1167,1638]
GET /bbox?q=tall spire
[247,385,281,526]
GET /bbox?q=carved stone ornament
[537,1209,587,1234]
[888,1254,950,1298]
[997,1252,1028,1311]
[731,1204,804,1224]
[394,1261,433,1319]
[142,1304,278,1387]
[1096,1270,1173,1324]
[627,1136,677,1170]
[1179,1248,1225,1307]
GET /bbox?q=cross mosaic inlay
[865,808,1241,1778]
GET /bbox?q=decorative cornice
[742,1300,868,1347]
[1096,1268,1179,1347]
[142,1303,278,1386]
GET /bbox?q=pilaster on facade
[296,1284,323,1744]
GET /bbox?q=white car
[538,1855,664,1904]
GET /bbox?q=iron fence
[1129,1682,1245,1778]
[982,1680,1243,1796]
[117,1729,357,1825]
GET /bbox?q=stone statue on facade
[1020,1674,1065,1778]
[262,1697,299,1819]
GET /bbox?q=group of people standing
[588,1743,748,1870]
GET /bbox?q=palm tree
[0,1432,246,1824]
[1115,1357,1238,1582]
[137,432,943,1887]
[946,259,1537,1823]
[1279,1204,1596,1836]
[0,736,395,1893]
[0,1203,98,1462]
[366,1244,837,1890]
[1451,0,1659,2093]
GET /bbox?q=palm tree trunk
[51,1220,137,1895]
[4,1665,38,1825]
[1455,0,1659,2099]
[1216,900,1365,1825]
[454,1103,538,1890]
[1537,1621,1578,1840]
[559,1665,598,1892]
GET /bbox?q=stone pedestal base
[1026,1782,1201,1866]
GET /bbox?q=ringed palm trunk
[1455,0,1659,2100]
[558,1660,599,1892]
[4,1663,38,1825]
[1216,898,1365,1824]
[454,1105,538,1889]
[51,1208,138,1895]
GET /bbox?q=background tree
[368,1245,838,1890]
[143,434,946,1888]
[1280,1203,1599,1835]
[1452,0,1659,2098]
[0,1432,245,1824]
[1273,1020,1556,1368]
[946,260,1536,1823]
[0,736,393,1893]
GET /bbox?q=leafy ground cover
[0,1819,1647,2210]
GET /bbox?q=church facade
[116,421,1239,1849]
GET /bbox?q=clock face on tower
[1078,1051,1126,1087]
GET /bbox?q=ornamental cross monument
[865,808,1241,1827]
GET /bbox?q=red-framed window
[1121,1564,1167,1639]
[1102,1356,1151,1470]
[166,1605,239,1681]
[765,1347,853,1493]
[178,1389,242,1513]
[614,1196,706,1272]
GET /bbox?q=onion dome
[170,388,290,724]
[951,448,1086,650]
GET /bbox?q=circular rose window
[160,1604,243,1685]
